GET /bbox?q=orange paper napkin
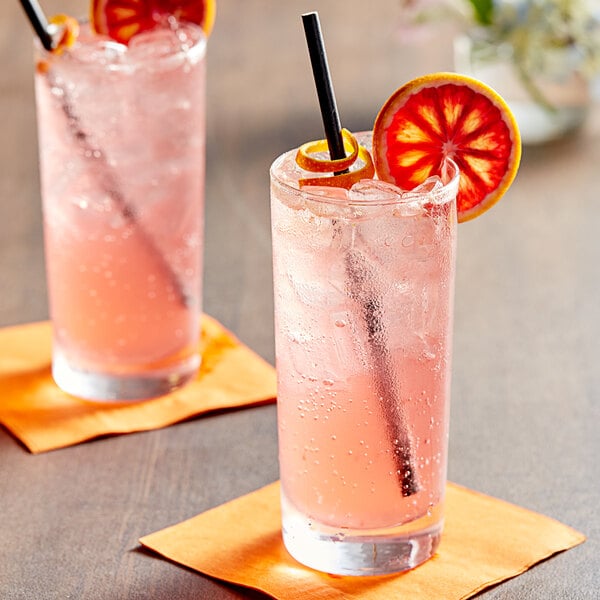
[0,315,276,453]
[140,481,585,600]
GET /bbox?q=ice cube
[72,39,128,69]
[126,26,200,69]
[302,185,350,201]
[348,179,404,203]
[303,186,354,220]
[98,41,128,67]
[410,175,444,195]
[128,29,177,58]
[349,179,426,218]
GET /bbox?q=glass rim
[35,18,207,70]
[270,134,460,208]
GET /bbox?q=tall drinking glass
[34,21,206,401]
[270,133,458,575]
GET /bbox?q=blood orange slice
[91,0,216,45]
[373,72,521,222]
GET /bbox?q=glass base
[52,349,201,402]
[280,491,442,576]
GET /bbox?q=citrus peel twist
[36,14,79,74]
[49,14,80,54]
[295,129,375,189]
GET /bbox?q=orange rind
[373,72,521,222]
[48,14,80,54]
[295,130,375,190]
[296,129,360,173]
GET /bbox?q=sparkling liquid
[35,23,206,400]
[271,134,458,574]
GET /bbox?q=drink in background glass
[270,133,458,575]
[34,21,206,401]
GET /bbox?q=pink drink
[270,133,458,575]
[34,22,206,400]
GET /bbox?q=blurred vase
[454,33,591,145]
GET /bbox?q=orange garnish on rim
[295,129,375,189]
[373,72,521,222]
[91,0,216,45]
[36,14,80,73]
[297,128,360,173]
[49,14,80,54]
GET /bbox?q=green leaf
[467,0,494,26]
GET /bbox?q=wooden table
[1,1,598,597]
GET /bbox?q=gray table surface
[1,1,598,598]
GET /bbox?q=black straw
[19,0,54,51]
[16,0,190,308]
[301,12,346,161]
[300,11,418,497]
